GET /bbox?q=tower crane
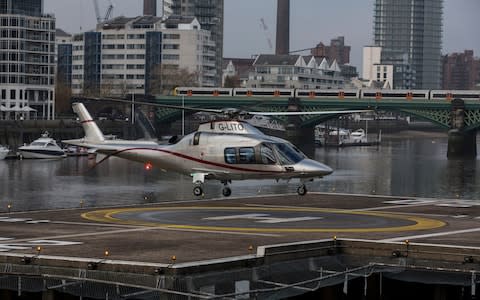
[259,18,273,51]
[93,0,114,24]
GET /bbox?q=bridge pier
[285,97,315,157]
[447,129,477,158]
[447,99,477,158]
[286,124,315,157]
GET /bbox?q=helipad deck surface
[0,193,478,264]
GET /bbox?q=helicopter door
[259,143,276,164]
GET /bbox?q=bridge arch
[299,107,451,130]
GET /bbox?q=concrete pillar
[448,98,477,158]
[447,129,477,158]
[286,125,315,157]
[285,97,315,157]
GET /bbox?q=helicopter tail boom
[72,102,105,142]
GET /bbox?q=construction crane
[260,18,273,51]
[93,0,114,24]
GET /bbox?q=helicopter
[64,101,370,197]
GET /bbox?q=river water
[0,132,479,212]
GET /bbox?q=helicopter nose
[295,159,333,177]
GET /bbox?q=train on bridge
[174,87,480,101]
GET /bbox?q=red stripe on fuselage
[112,147,285,173]
[80,119,95,124]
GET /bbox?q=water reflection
[441,159,478,198]
[0,134,479,212]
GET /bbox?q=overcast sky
[45,0,480,68]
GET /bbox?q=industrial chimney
[276,0,290,55]
[144,0,157,16]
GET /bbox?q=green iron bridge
[149,95,479,157]
[73,94,480,157]
[151,95,480,131]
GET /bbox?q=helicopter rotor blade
[249,110,373,116]
[72,96,224,114]
[73,97,373,117]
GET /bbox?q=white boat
[318,127,380,147]
[349,129,368,143]
[0,145,9,160]
[18,132,66,159]
[328,128,351,145]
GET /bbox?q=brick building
[442,50,480,90]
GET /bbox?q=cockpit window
[274,143,304,165]
[260,144,276,164]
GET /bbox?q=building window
[163,54,179,60]
[163,34,180,39]
[163,44,179,50]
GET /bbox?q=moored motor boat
[0,145,9,160]
[18,132,66,159]
[349,129,368,143]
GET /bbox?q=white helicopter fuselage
[64,103,333,196]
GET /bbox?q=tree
[149,64,199,95]
[224,75,240,88]
[55,76,72,115]
[100,78,115,97]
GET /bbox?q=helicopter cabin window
[193,132,201,145]
[224,148,236,164]
[260,144,276,164]
[239,147,255,164]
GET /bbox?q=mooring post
[447,99,477,158]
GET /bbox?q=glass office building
[172,0,223,86]
[0,0,43,17]
[374,0,443,89]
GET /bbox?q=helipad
[1,193,480,299]
[82,205,445,233]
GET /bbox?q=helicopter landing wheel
[297,184,307,196]
[193,185,203,197]
[222,186,232,197]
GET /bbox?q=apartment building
[0,0,56,120]
[172,0,223,86]
[246,54,345,89]
[70,15,215,97]
[442,50,480,90]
